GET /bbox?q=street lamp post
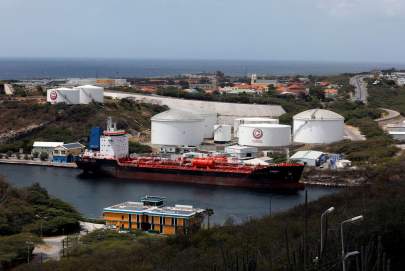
[340,215,363,271]
[320,206,335,256]
[343,251,360,271]
[26,241,34,264]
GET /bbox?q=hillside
[0,98,166,153]
[14,156,405,271]
[0,177,82,269]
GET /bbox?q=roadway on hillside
[104,91,286,125]
[350,75,369,104]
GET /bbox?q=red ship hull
[76,158,305,190]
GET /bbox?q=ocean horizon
[1,58,405,80]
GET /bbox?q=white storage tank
[187,111,217,138]
[47,88,80,104]
[151,109,204,146]
[74,85,104,104]
[214,124,232,143]
[233,117,279,137]
[238,123,291,147]
[293,109,344,144]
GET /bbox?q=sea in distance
[1,164,337,225]
[1,58,405,80]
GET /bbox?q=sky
[1,0,405,63]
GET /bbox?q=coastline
[0,158,77,168]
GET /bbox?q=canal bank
[0,164,338,225]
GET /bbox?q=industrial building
[238,124,291,147]
[233,117,279,137]
[151,109,204,146]
[290,150,327,166]
[32,141,64,158]
[52,142,85,163]
[224,145,258,160]
[103,196,206,235]
[293,109,344,144]
[46,85,104,105]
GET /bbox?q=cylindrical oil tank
[192,158,215,168]
[74,85,104,104]
[47,88,80,104]
[238,124,291,147]
[293,109,344,144]
[214,124,232,143]
[187,111,217,138]
[151,109,204,146]
[233,117,279,137]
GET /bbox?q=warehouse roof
[33,141,64,148]
[151,109,203,122]
[293,109,344,121]
[290,150,325,160]
[59,142,85,150]
[104,201,205,218]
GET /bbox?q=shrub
[39,152,49,161]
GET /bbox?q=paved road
[350,75,370,104]
[344,124,366,141]
[104,91,286,124]
[32,222,105,262]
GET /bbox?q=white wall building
[293,109,344,144]
[238,124,291,147]
[151,109,204,146]
[32,141,64,157]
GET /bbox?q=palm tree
[206,208,214,229]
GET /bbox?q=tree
[206,208,214,229]
[39,152,49,161]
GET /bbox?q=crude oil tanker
[76,119,305,190]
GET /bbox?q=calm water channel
[0,164,338,224]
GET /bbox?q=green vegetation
[367,79,405,114]
[14,159,405,271]
[0,177,82,268]
[0,99,166,153]
[129,141,152,154]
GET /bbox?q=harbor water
[0,164,338,224]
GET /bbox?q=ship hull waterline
[76,159,305,190]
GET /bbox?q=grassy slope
[0,98,166,152]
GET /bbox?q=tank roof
[241,123,290,128]
[239,117,278,121]
[151,109,204,122]
[293,109,344,121]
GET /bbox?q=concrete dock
[0,158,77,168]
